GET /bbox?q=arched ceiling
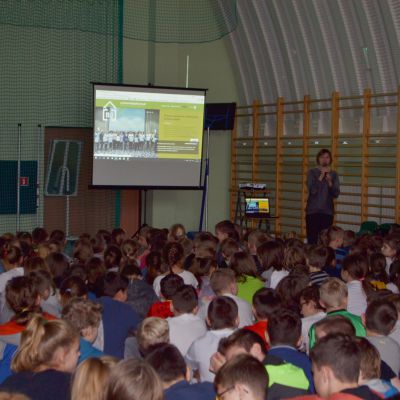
[226,0,400,104]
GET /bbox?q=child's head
[314,316,355,343]
[343,230,356,248]
[220,238,240,263]
[310,334,361,398]
[162,242,184,269]
[230,251,258,280]
[275,272,310,312]
[105,359,164,400]
[257,240,285,272]
[46,252,69,288]
[215,220,239,242]
[364,299,397,336]
[171,284,198,316]
[111,228,126,246]
[71,356,118,400]
[120,263,142,281]
[85,257,106,289]
[12,316,80,373]
[319,278,348,310]
[136,317,169,357]
[29,270,54,302]
[252,288,282,321]
[159,273,184,300]
[214,354,268,400]
[145,343,188,388]
[247,230,270,254]
[189,257,217,279]
[121,239,141,263]
[283,245,307,271]
[382,234,400,259]
[341,254,369,282]
[32,227,49,245]
[306,245,329,271]
[168,223,186,241]
[61,298,103,344]
[2,245,22,268]
[6,276,41,325]
[103,272,128,301]
[369,252,387,279]
[266,309,301,348]
[207,296,239,330]
[23,256,50,275]
[91,233,106,255]
[355,337,381,383]
[104,245,122,270]
[59,276,88,307]
[299,285,325,318]
[210,269,237,296]
[219,329,267,363]
[326,226,344,249]
[73,242,93,264]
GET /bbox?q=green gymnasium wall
[123,37,239,231]
[0,0,121,234]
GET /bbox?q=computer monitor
[245,197,270,218]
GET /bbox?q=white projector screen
[92,84,206,188]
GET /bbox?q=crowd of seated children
[1,222,400,399]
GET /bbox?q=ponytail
[12,316,79,372]
[162,242,184,269]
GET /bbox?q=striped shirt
[309,270,330,286]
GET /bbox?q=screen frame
[91,82,207,190]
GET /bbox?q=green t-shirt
[236,275,264,304]
[308,309,366,349]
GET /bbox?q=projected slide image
[94,107,159,159]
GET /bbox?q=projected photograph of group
[92,85,206,187]
[94,108,160,159]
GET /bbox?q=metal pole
[16,123,22,232]
[64,167,70,238]
[36,124,41,227]
[204,127,210,230]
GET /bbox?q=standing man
[306,149,340,244]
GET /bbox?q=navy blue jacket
[96,296,141,358]
[165,380,215,400]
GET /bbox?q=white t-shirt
[387,282,400,294]
[301,311,326,353]
[270,269,289,289]
[153,270,198,298]
[168,313,207,356]
[346,280,367,316]
[186,328,236,382]
[197,293,253,328]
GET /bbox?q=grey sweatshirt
[306,168,340,215]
